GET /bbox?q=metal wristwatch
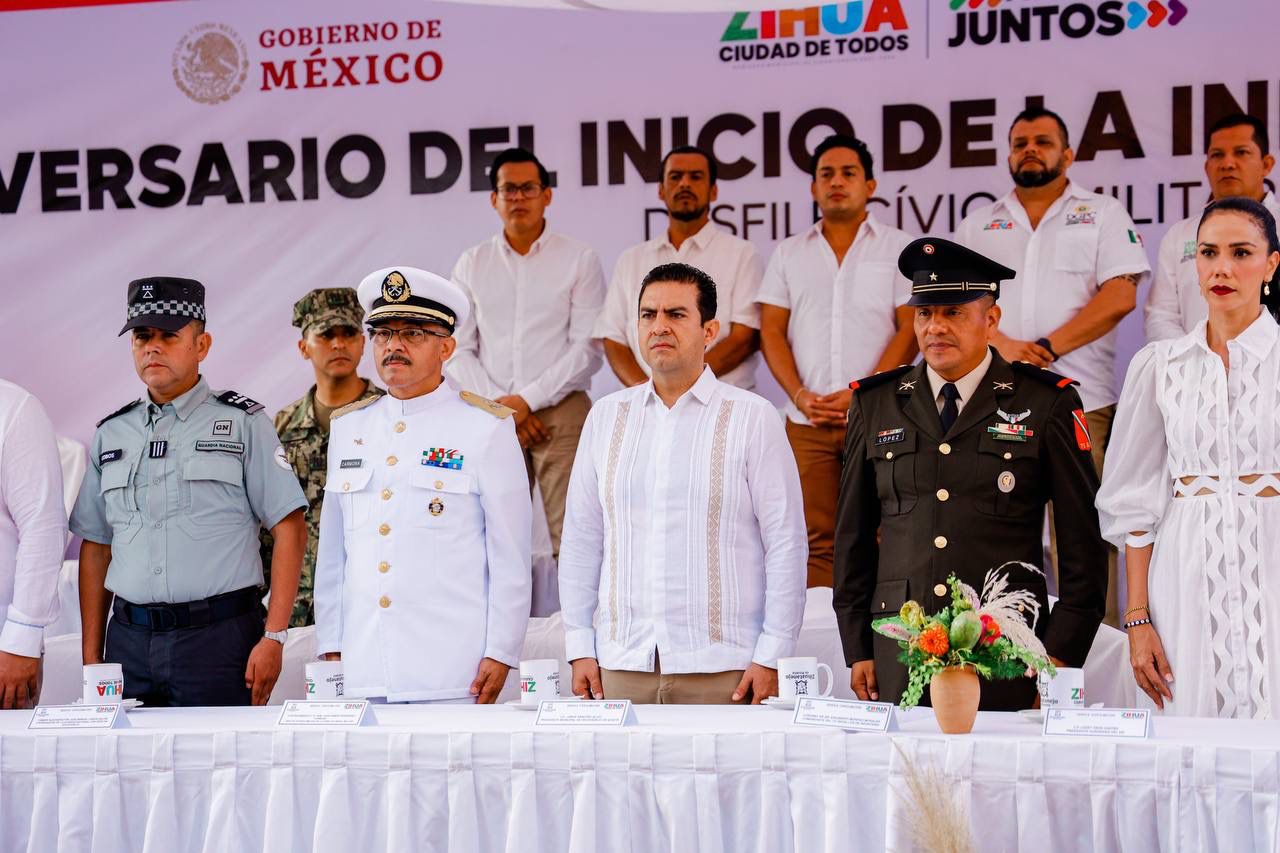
[264,628,288,645]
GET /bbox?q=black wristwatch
[1035,337,1058,362]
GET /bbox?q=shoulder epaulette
[96,399,141,428]
[848,364,913,393]
[460,390,514,419]
[215,390,265,414]
[332,395,379,420]
[1010,361,1079,390]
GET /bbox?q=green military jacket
[262,379,383,626]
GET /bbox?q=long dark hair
[1198,196,1280,322]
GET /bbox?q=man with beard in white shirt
[758,134,917,588]
[1146,113,1279,341]
[955,106,1149,626]
[561,262,807,704]
[595,146,765,390]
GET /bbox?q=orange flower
[918,623,950,657]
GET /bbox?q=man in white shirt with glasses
[450,148,605,562]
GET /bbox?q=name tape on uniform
[194,440,244,454]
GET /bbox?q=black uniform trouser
[106,608,264,707]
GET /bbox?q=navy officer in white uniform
[313,267,532,703]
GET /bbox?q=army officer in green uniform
[71,277,307,706]
[263,287,383,627]
[833,238,1107,710]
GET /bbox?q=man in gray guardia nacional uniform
[313,266,531,703]
[71,277,307,706]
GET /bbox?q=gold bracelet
[1123,604,1149,617]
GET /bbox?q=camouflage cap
[292,288,364,335]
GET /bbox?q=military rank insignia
[1072,409,1092,452]
[422,448,464,470]
[987,423,1033,442]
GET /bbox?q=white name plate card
[28,703,127,730]
[792,697,897,733]
[535,699,632,727]
[276,699,374,728]
[1043,707,1150,739]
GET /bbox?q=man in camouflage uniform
[263,288,383,626]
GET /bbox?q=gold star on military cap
[292,287,364,336]
[357,266,470,333]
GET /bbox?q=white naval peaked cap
[357,266,471,332]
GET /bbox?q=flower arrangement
[872,563,1055,709]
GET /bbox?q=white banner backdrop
[0,0,1275,442]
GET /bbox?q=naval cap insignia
[382,270,410,303]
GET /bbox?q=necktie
[939,382,960,435]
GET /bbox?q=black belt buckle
[146,605,179,632]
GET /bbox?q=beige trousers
[524,391,591,560]
[784,420,846,588]
[601,652,747,705]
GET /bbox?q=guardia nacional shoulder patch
[96,399,141,428]
[215,390,265,415]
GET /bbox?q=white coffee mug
[777,656,833,700]
[305,661,344,700]
[1038,667,1085,709]
[83,663,124,704]
[519,659,562,705]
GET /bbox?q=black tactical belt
[113,585,261,632]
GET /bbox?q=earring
[1267,281,1273,297]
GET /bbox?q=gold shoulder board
[460,390,514,419]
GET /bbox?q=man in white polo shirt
[450,147,606,560]
[0,380,65,709]
[758,134,916,588]
[1146,112,1279,341]
[595,146,764,390]
[562,262,806,704]
[955,105,1149,626]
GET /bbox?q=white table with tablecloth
[0,703,1275,853]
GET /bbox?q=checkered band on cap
[127,299,206,320]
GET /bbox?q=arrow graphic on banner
[1126,2,1148,28]
[1145,1,1167,26]
[1167,0,1187,24]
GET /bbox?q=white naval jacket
[313,378,532,702]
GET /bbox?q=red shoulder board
[848,364,913,394]
[1056,376,1076,389]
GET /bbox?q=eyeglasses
[368,327,450,345]
[495,182,544,200]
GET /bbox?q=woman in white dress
[1098,197,1280,717]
